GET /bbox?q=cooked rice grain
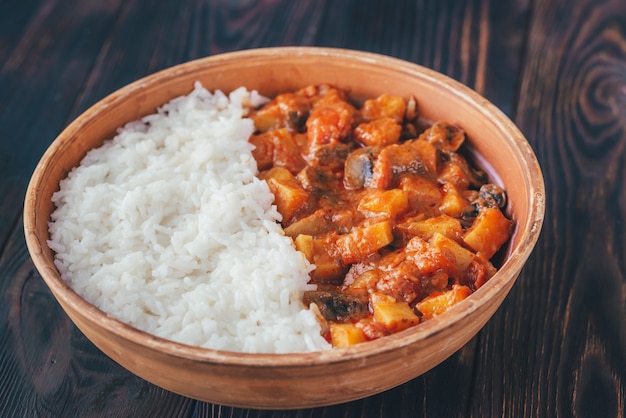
[48,83,331,353]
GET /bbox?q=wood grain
[2,0,624,416]
[472,0,626,416]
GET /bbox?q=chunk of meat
[360,93,407,123]
[249,128,306,174]
[284,208,357,237]
[353,117,402,147]
[438,152,487,189]
[305,88,358,160]
[251,92,311,132]
[370,138,438,189]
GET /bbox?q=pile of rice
[47,83,331,353]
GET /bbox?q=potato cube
[431,232,474,273]
[463,207,512,259]
[372,298,420,332]
[438,160,470,190]
[336,221,394,264]
[345,270,380,293]
[399,175,442,212]
[251,92,310,132]
[294,234,314,261]
[295,234,345,283]
[438,183,469,217]
[330,323,367,347]
[259,167,309,224]
[357,189,409,219]
[416,285,472,320]
[406,215,463,242]
[309,256,346,284]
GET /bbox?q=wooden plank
[0,219,197,416]
[0,0,531,416]
[0,0,45,64]
[470,0,626,416]
[0,0,198,416]
[0,0,125,184]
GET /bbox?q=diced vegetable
[415,285,472,320]
[357,189,409,218]
[404,215,463,242]
[336,221,394,264]
[463,207,512,258]
[431,232,474,273]
[330,323,367,347]
[371,296,420,332]
[259,167,309,224]
[294,234,315,260]
[294,234,345,283]
[398,174,442,212]
[438,183,470,217]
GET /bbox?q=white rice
[47,82,331,353]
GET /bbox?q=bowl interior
[23,47,545,408]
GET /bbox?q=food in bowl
[47,80,512,353]
[25,47,544,408]
[248,84,512,347]
[47,83,331,353]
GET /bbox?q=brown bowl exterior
[24,47,545,409]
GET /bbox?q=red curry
[249,84,512,347]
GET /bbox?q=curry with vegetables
[249,84,512,347]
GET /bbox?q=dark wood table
[2,0,625,416]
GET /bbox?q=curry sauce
[249,84,512,347]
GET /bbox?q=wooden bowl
[24,47,545,409]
